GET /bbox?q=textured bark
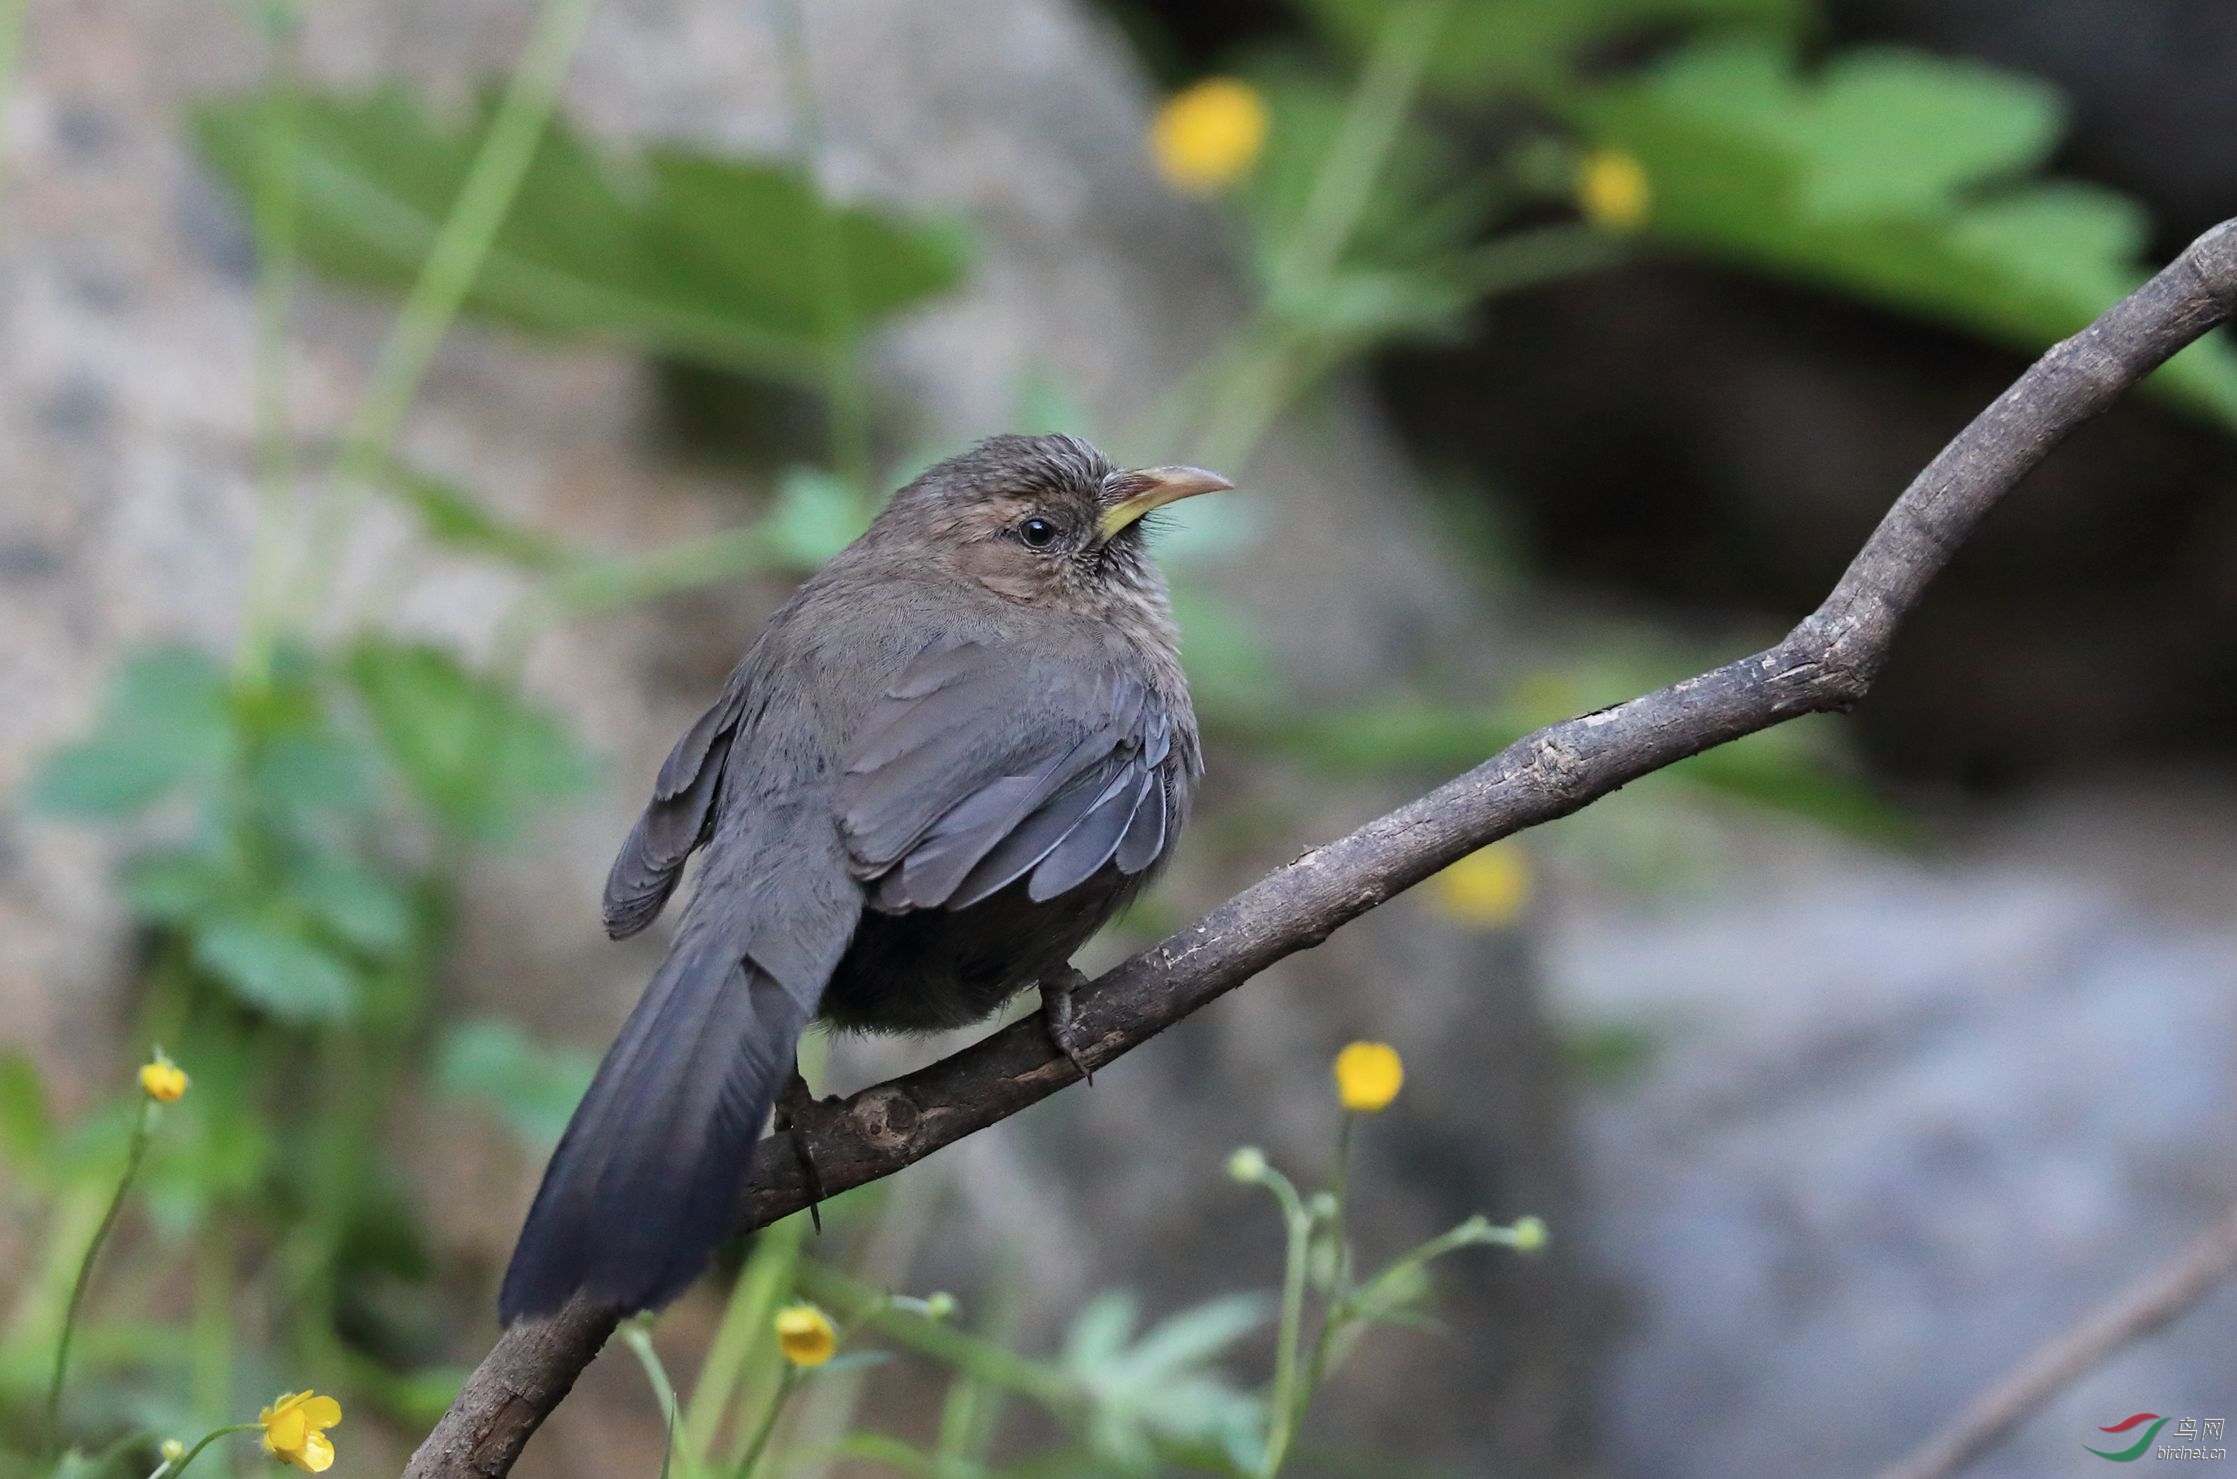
[405,219,2237,1478]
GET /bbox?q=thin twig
[403,219,2237,1479]
[1874,1203,2237,1479]
[302,0,598,624]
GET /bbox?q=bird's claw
[775,1068,836,1233]
[1041,967,1095,1084]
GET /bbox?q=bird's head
[868,433,1230,615]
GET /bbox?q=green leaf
[289,855,419,957]
[378,460,571,571]
[1774,50,2063,219]
[191,914,360,1022]
[1061,1292,1140,1372]
[435,1018,597,1148]
[121,850,238,925]
[348,639,594,843]
[27,646,236,817]
[252,730,380,821]
[189,88,971,385]
[1294,0,1807,100]
[1575,41,2237,429]
[1108,1295,1267,1391]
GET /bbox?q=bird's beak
[1097,465,1233,540]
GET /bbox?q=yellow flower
[139,1057,189,1103]
[258,1390,340,1473]
[1151,78,1269,194]
[1576,148,1651,232]
[1333,1042,1403,1113]
[1431,843,1531,929]
[775,1304,837,1368]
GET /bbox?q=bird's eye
[1018,517,1060,549]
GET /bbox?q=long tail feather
[499,921,805,1321]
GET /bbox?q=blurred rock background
[3,0,2235,1475]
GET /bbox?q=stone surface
[1552,779,2237,1478]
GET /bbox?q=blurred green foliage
[1573,40,2237,424]
[1297,0,1807,98]
[193,89,971,386]
[435,1020,598,1150]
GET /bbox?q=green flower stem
[44,1095,161,1454]
[1246,1163,1313,1478]
[297,0,597,620]
[772,0,873,510]
[734,1367,804,1479]
[1351,1215,1505,1315]
[784,1181,940,1479]
[147,1421,261,1477]
[234,0,305,691]
[532,523,788,622]
[733,1289,895,1477]
[191,1224,235,1433]
[1162,0,1449,477]
[1331,1112,1356,1211]
[682,1230,800,1464]
[688,1039,825,1466]
[1293,1113,1361,1417]
[624,1320,693,1478]
[1271,0,1451,303]
[1447,219,1627,297]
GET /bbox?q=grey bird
[499,433,1227,1321]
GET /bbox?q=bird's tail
[499,921,806,1322]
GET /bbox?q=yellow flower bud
[1226,1146,1269,1183]
[1151,78,1269,195]
[923,1291,957,1320]
[1333,1042,1404,1113]
[1576,148,1651,232]
[1431,843,1531,929]
[775,1303,837,1367]
[1508,1215,1549,1254]
[159,1439,187,1462]
[139,1058,189,1103]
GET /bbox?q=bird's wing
[601,663,756,939]
[839,639,1181,912]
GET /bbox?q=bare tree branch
[404,219,2237,1479]
[1875,1202,2237,1479]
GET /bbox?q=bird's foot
[1040,966,1096,1084]
[774,1068,839,1234]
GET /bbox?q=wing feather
[603,668,753,939]
[1028,764,1150,902]
[840,641,1183,913]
